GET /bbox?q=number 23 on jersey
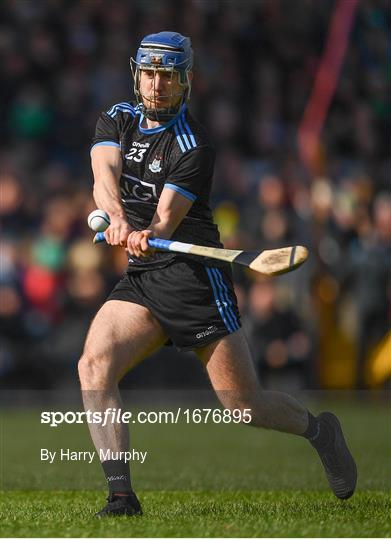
[125,148,147,163]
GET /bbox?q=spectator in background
[242,279,312,390]
[350,192,391,387]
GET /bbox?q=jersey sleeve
[164,146,215,202]
[91,112,121,152]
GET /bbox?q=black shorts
[107,259,241,351]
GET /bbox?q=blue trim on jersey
[212,268,240,331]
[91,141,120,152]
[106,102,136,119]
[108,109,135,118]
[181,113,197,147]
[173,112,197,153]
[107,101,134,115]
[138,104,186,135]
[206,268,235,333]
[164,183,197,202]
[173,123,186,152]
[178,116,192,150]
[109,109,135,118]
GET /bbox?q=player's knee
[78,351,113,387]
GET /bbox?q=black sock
[102,459,132,497]
[301,412,332,449]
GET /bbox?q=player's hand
[127,229,154,258]
[104,216,132,247]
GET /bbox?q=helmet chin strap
[142,106,181,122]
[140,92,185,122]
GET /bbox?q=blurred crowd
[1,0,390,391]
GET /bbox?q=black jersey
[91,101,223,271]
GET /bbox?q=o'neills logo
[107,475,128,482]
[196,326,218,339]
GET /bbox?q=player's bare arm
[127,188,193,257]
[91,145,132,246]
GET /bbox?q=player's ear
[188,71,193,82]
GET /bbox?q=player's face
[139,69,183,110]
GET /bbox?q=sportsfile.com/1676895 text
[41,408,252,427]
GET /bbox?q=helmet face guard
[130,32,193,122]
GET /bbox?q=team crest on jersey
[148,156,163,173]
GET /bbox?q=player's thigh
[195,329,262,407]
[81,300,167,381]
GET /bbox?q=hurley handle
[93,232,172,250]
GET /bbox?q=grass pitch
[1,395,390,537]
[1,490,390,537]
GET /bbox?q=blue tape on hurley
[94,232,106,243]
[93,232,172,251]
[148,238,172,250]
